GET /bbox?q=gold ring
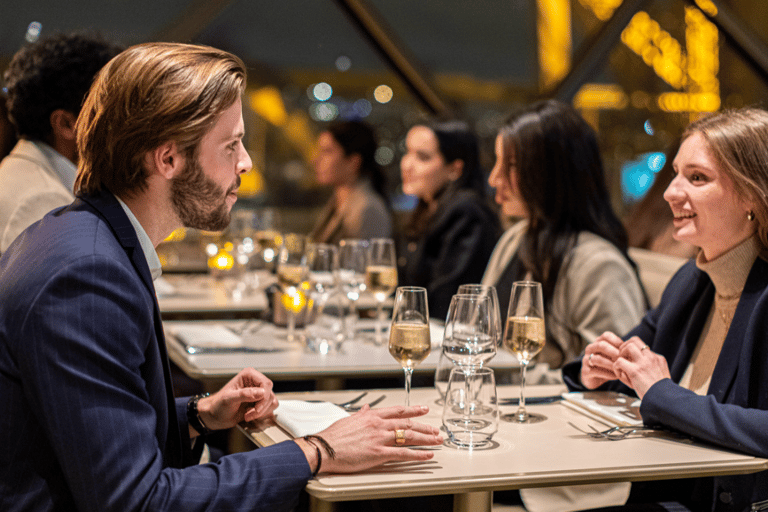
[641,345,648,351]
[394,429,406,446]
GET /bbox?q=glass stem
[517,361,528,421]
[375,301,383,345]
[404,367,414,407]
[287,309,296,342]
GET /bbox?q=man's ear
[145,141,185,180]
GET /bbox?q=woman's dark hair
[405,120,488,237]
[325,120,387,198]
[498,99,633,306]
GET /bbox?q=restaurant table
[239,385,768,512]
[157,272,391,320]
[164,319,525,391]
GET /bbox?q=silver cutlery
[568,421,661,440]
[346,394,386,411]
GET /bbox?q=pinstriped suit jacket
[0,191,310,511]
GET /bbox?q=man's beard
[170,156,239,232]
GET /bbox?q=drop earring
[748,210,755,221]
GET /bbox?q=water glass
[442,367,498,449]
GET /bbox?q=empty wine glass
[501,281,546,424]
[277,233,309,343]
[338,239,369,339]
[306,243,342,352]
[389,286,431,407]
[442,294,497,370]
[456,284,502,347]
[366,238,398,345]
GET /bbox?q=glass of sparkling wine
[277,233,309,343]
[389,286,431,407]
[338,239,369,338]
[501,281,546,424]
[366,238,398,345]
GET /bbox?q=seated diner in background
[482,100,646,372]
[563,107,768,512]
[397,119,500,320]
[309,120,392,244]
[0,42,442,512]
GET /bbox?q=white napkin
[168,324,243,348]
[274,400,350,438]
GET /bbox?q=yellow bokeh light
[238,167,265,197]
[208,248,235,271]
[164,228,187,242]
[574,83,628,110]
[250,86,288,126]
[373,85,393,103]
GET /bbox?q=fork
[306,391,369,409]
[568,422,658,440]
[345,394,386,412]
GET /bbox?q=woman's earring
[748,210,756,221]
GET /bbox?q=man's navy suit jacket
[0,191,310,511]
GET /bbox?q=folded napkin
[168,324,243,349]
[274,400,350,438]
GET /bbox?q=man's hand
[194,368,278,435]
[295,404,443,475]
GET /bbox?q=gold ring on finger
[394,429,406,446]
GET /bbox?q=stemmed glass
[365,238,398,345]
[276,233,309,343]
[501,281,546,424]
[306,243,341,352]
[389,287,431,407]
[435,284,501,404]
[442,294,497,417]
[338,239,369,338]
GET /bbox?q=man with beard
[0,42,441,512]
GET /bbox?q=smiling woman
[564,107,768,512]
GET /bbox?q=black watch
[187,392,213,436]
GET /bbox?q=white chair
[629,247,689,308]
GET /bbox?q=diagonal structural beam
[332,0,450,116]
[551,0,650,102]
[688,0,768,84]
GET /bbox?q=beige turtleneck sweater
[678,236,760,394]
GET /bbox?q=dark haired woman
[398,120,501,320]
[309,120,392,244]
[484,100,646,510]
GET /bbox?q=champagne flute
[501,281,546,424]
[389,286,431,406]
[338,239,369,338]
[366,238,398,345]
[277,233,309,343]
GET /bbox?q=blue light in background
[621,152,666,203]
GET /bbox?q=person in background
[0,42,442,512]
[564,107,768,512]
[0,94,16,160]
[624,137,698,259]
[398,119,501,320]
[484,99,646,371]
[309,120,392,244]
[484,99,646,512]
[0,32,122,253]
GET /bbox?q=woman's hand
[296,404,443,475]
[613,338,671,399]
[581,331,624,389]
[195,368,278,434]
